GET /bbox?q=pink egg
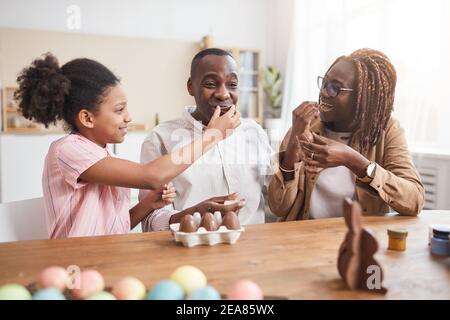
[227,280,263,300]
[72,270,105,299]
[38,266,69,291]
[111,277,146,300]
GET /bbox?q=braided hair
[326,48,397,152]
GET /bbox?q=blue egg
[186,286,221,300]
[146,280,184,300]
[33,288,66,300]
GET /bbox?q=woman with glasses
[268,48,424,221]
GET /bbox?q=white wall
[266,0,294,77]
[0,0,294,70]
[0,133,64,203]
[0,0,277,64]
[0,0,295,104]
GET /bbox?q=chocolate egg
[179,215,198,233]
[199,212,219,231]
[222,211,241,230]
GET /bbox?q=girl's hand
[206,105,241,141]
[299,132,352,169]
[143,182,176,210]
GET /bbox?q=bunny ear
[343,198,362,232]
[343,198,353,227]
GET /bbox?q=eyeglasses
[317,76,354,97]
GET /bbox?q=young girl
[15,53,240,238]
[268,48,424,221]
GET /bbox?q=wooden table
[0,211,449,299]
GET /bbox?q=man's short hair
[190,48,235,78]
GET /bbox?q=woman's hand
[299,133,370,177]
[291,102,320,138]
[284,102,318,162]
[300,133,353,169]
[141,182,177,210]
[280,102,319,181]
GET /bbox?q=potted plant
[263,66,283,130]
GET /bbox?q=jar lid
[432,225,450,240]
[387,227,408,238]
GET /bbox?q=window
[283,0,450,150]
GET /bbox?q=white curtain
[281,0,450,150]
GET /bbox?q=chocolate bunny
[337,198,387,293]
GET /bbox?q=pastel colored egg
[32,288,66,300]
[38,266,69,291]
[170,265,207,295]
[187,286,221,300]
[0,284,32,300]
[87,291,117,300]
[146,280,184,300]
[111,277,146,300]
[227,280,263,300]
[71,270,105,299]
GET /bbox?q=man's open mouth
[212,105,233,114]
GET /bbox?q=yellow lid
[387,227,408,238]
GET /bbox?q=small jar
[428,224,449,245]
[387,228,408,251]
[430,225,450,256]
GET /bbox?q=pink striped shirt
[42,133,130,238]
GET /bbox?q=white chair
[0,197,48,242]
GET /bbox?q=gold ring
[311,152,315,160]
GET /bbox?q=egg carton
[169,224,245,248]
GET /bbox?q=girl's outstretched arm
[79,106,241,189]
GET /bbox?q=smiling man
[139,48,274,231]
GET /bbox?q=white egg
[213,211,222,225]
[193,212,201,226]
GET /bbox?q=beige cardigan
[268,117,425,221]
